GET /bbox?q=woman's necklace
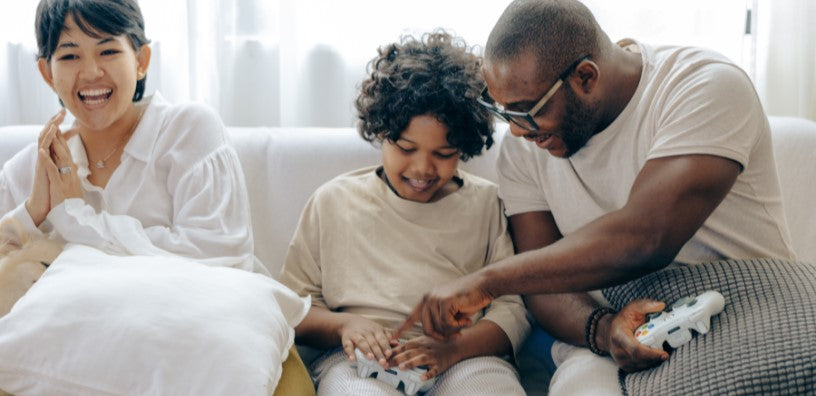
[92,107,144,169]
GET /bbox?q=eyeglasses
[477,55,590,132]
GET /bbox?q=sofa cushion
[1,116,814,275]
[602,258,816,395]
[274,347,315,396]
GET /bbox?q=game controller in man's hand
[635,290,726,350]
[352,348,436,395]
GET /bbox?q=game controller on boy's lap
[352,348,436,395]
[635,290,726,350]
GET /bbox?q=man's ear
[571,59,599,94]
[0,219,28,256]
[37,58,56,91]
[135,45,152,79]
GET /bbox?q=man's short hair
[486,0,604,83]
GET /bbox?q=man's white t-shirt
[497,41,796,264]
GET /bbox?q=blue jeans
[524,326,557,373]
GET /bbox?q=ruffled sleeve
[45,97,259,272]
[47,145,255,269]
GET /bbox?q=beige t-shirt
[497,41,796,264]
[280,166,530,353]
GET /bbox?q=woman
[0,0,262,272]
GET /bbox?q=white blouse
[0,93,263,272]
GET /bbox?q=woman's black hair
[355,30,494,161]
[35,0,151,101]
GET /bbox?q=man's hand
[394,272,494,341]
[602,299,670,372]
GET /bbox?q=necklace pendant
[95,160,106,169]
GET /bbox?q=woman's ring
[58,166,72,175]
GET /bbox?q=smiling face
[381,115,460,203]
[483,51,600,158]
[37,15,149,133]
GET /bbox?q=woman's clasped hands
[26,109,83,226]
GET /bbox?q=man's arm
[513,211,668,370]
[482,154,741,295]
[398,154,740,340]
[506,210,595,345]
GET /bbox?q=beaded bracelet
[584,306,617,356]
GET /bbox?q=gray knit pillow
[602,258,816,395]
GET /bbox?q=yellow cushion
[273,346,315,396]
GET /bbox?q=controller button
[641,330,648,336]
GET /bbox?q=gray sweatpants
[312,349,525,396]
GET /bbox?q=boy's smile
[381,115,460,203]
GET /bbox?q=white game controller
[352,348,435,395]
[635,290,725,350]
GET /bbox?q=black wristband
[584,306,617,356]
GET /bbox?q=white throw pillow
[0,244,309,396]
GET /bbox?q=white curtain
[141,0,516,127]
[754,0,816,120]
[1,1,812,127]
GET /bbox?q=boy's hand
[387,335,460,380]
[339,316,398,368]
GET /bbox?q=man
[397,0,796,392]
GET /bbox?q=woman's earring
[137,71,145,79]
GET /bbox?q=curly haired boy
[280,31,529,395]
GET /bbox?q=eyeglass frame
[477,55,591,132]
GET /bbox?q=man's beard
[560,84,600,157]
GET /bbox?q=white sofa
[2,116,815,392]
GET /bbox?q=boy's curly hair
[355,30,494,161]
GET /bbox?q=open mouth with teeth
[78,88,113,105]
[404,177,438,192]
[524,133,553,143]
